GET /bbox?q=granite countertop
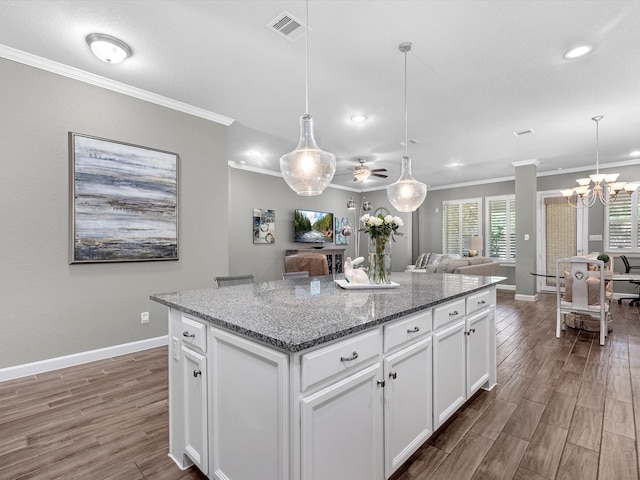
[151,272,504,353]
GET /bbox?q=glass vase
[368,236,391,284]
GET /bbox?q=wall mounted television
[294,209,334,244]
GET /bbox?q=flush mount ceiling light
[561,115,638,208]
[563,45,592,60]
[279,0,336,196]
[86,33,132,64]
[386,42,427,213]
[350,114,367,123]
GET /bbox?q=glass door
[537,191,588,293]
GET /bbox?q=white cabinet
[466,308,492,396]
[209,327,289,480]
[181,346,208,475]
[300,363,384,480]
[433,319,467,427]
[383,337,432,478]
[432,298,496,429]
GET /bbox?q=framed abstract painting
[69,133,179,263]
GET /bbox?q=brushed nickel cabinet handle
[340,351,359,362]
[182,331,195,338]
[193,370,201,377]
[478,300,486,305]
[407,326,420,333]
[449,310,459,316]
[389,372,397,379]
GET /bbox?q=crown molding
[0,44,234,126]
[511,158,540,167]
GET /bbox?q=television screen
[294,209,334,243]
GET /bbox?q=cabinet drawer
[433,299,466,330]
[384,310,432,353]
[181,315,207,352]
[301,329,380,391]
[466,289,492,315]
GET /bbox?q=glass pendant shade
[387,156,427,212]
[280,114,336,196]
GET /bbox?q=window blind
[606,189,639,252]
[443,199,481,255]
[487,196,516,260]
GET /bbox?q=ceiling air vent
[513,129,535,137]
[267,12,308,42]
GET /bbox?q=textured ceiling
[1,0,639,191]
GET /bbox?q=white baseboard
[497,284,516,291]
[0,336,168,382]
[515,293,539,302]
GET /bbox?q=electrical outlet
[141,312,150,324]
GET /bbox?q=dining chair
[282,271,310,280]
[214,274,254,287]
[618,255,640,306]
[556,256,609,346]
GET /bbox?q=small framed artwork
[69,132,179,263]
[253,208,275,244]
[335,217,349,245]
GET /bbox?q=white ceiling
[2,0,639,191]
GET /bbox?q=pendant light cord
[404,47,408,156]
[593,115,602,175]
[399,42,412,157]
[305,0,309,114]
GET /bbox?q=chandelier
[562,116,638,207]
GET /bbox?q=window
[486,195,516,261]
[606,188,640,253]
[442,198,481,255]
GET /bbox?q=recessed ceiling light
[563,45,592,60]
[628,150,640,157]
[351,115,367,123]
[447,162,462,167]
[247,150,263,156]
[86,33,132,64]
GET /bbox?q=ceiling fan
[352,159,388,182]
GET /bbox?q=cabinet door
[210,328,289,480]
[300,363,384,480]
[466,309,491,396]
[432,320,466,428]
[182,346,208,475]
[383,337,432,478]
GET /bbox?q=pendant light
[279,0,336,196]
[386,42,427,212]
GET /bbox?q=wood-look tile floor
[394,291,640,480]
[0,291,638,479]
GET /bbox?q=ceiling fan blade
[372,173,388,178]
[370,168,388,173]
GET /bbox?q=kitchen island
[152,272,503,480]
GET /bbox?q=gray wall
[0,58,228,368]
[417,180,516,285]
[227,170,414,281]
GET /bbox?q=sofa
[407,252,499,276]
